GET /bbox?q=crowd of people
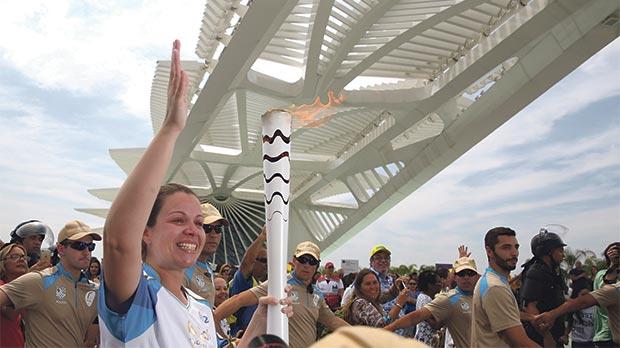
[1,41,618,348]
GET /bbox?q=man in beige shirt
[0,220,101,347]
[471,227,540,348]
[385,255,479,348]
[215,241,348,348]
[183,202,228,307]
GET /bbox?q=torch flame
[286,90,346,128]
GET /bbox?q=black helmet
[531,229,566,258]
[10,220,53,242]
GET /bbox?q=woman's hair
[88,257,101,277]
[342,268,382,323]
[147,183,198,227]
[418,270,438,292]
[0,243,28,280]
[142,183,199,259]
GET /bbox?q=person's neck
[145,260,187,304]
[60,261,83,280]
[490,263,510,278]
[422,289,435,298]
[292,271,312,286]
[197,253,211,264]
[3,273,20,282]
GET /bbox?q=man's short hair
[484,227,516,250]
[418,270,438,292]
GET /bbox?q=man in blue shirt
[228,226,268,336]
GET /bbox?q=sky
[0,1,618,272]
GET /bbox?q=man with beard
[471,227,539,348]
[385,255,480,348]
[183,203,228,307]
[0,220,101,347]
[519,230,568,346]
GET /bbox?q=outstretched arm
[103,40,190,313]
[535,294,598,329]
[214,290,259,322]
[384,307,432,332]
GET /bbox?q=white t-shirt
[98,264,217,347]
[571,306,595,343]
[316,276,343,296]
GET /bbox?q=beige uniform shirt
[590,281,620,344]
[183,260,215,307]
[425,287,472,348]
[251,273,343,348]
[0,264,98,347]
[471,267,521,348]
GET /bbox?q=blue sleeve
[229,269,252,296]
[98,267,159,343]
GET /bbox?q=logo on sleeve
[85,291,96,307]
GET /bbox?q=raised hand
[163,39,190,133]
[458,245,471,258]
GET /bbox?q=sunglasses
[296,255,320,266]
[203,224,223,234]
[2,254,27,262]
[456,269,477,277]
[255,257,268,264]
[66,241,96,252]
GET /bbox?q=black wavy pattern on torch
[264,192,289,205]
[267,210,288,222]
[263,173,290,184]
[262,129,291,144]
[263,152,289,162]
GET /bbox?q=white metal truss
[79,0,620,265]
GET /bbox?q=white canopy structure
[79,0,619,265]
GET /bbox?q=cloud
[326,41,620,268]
[0,0,205,118]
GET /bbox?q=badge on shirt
[187,319,210,347]
[312,293,320,307]
[194,275,206,289]
[460,301,470,312]
[290,290,300,305]
[85,290,96,307]
[55,286,67,304]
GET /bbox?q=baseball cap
[201,203,229,225]
[57,220,102,243]
[370,244,391,258]
[325,261,334,268]
[294,241,320,260]
[453,257,477,273]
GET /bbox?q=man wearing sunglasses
[228,225,269,337]
[385,254,480,348]
[215,241,349,348]
[0,220,101,347]
[183,202,228,308]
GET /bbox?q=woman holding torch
[98,40,290,347]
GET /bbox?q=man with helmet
[520,229,568,346]
[9,220,54,271]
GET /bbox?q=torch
[262,109,291,341]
